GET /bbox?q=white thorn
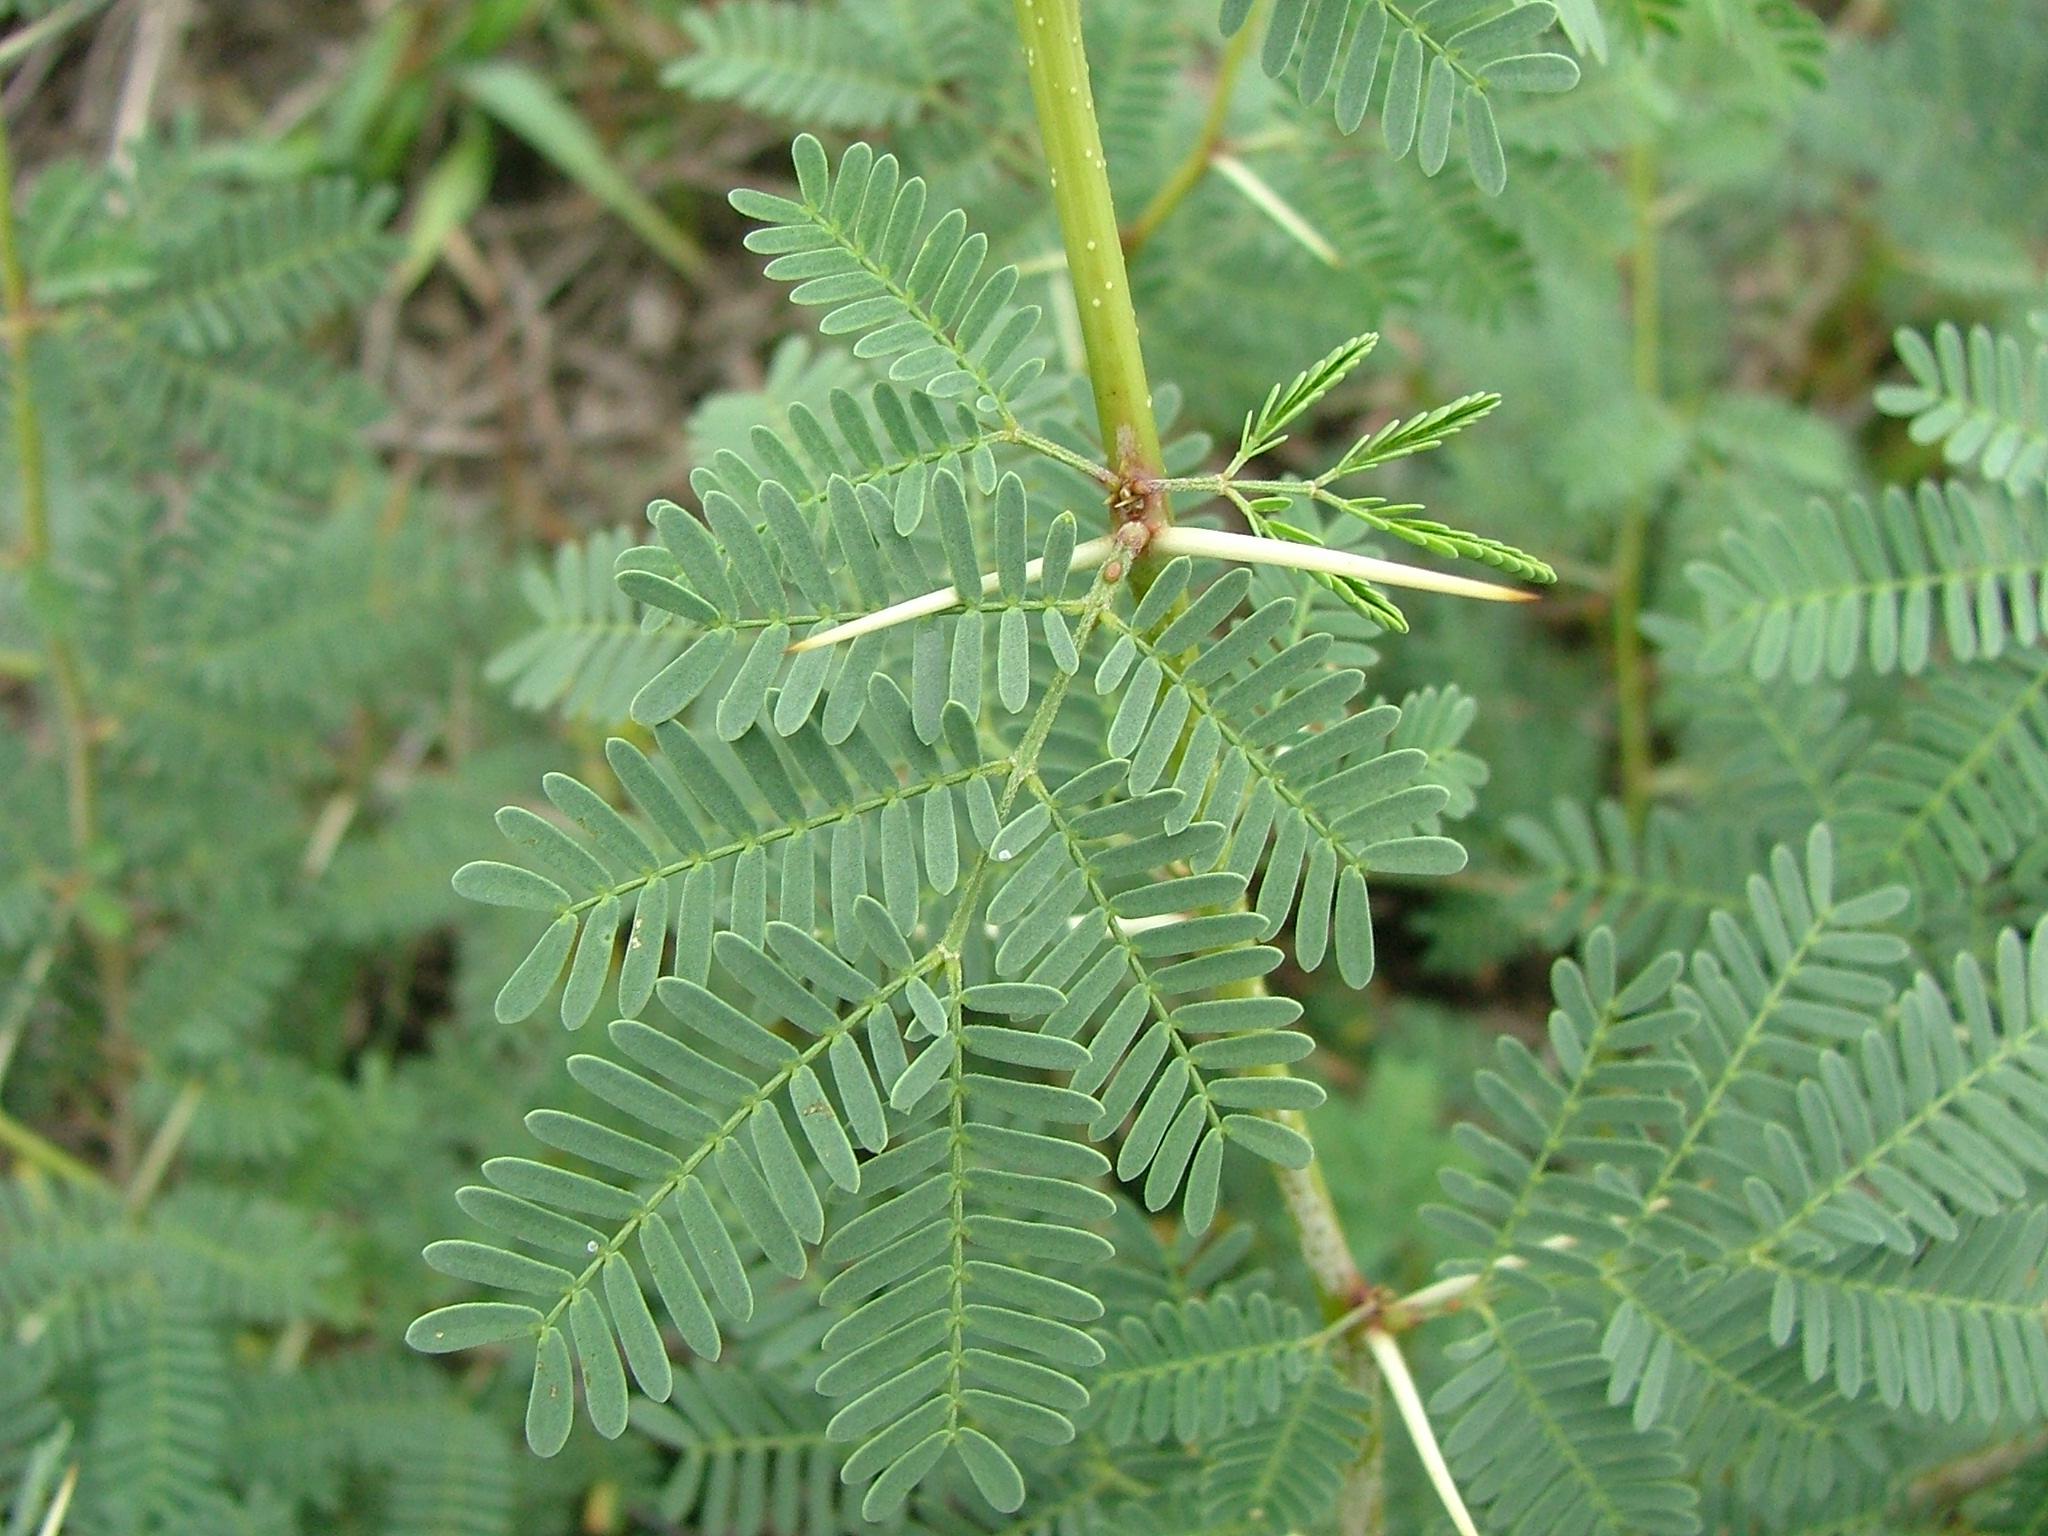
[1366,1327,1483,1536]
[1391,1265,1500,1317]
[1148,524,1535,603]
[788,536,1120,654]
[34,1464,79,1536]
[1212,152,1341,268]
[1391,1235,1580,1320]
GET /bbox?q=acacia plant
[408,2,2048,1534]
[7,1,2048,1535]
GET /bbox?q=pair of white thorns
[789,522,1534,656]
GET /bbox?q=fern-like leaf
[120,176,397,350]
[383,1409,517,1536]
[730,137,1046,422]
[1760,1209,2048,1426]
[1429,925,1695,1269]
[410,918,938,1450]
[1197,1360,1373,1533]
[633,1364,858,1533]
[1097,558,1470,989]
[990,749,1315,1229]
[666,2,934,129]
[1234,331,1378,464]
[1220,0,1582,193]
[453,693,1001,1026]
[79,1299,228,1534]
[1622,832,1912,1261]
[1736,920,2048,1420]
[1836,653,2048,901]
[1684,480,2048,682]
[1878,321,2048,495]
[487,528,687,725]
[1088,1293,1321,1445]
[0,1182,348,1359]
[1434,1305,1700,1536]
[1503,799,1747,959]
[1599,1259,1890,1511]
[615,468,1089,740]
[687,378,1013,551]
[814,966,1113,1519]
[1428,830,1925,1446]
[35,167,396,482]
[70,330,385,478]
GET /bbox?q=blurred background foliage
[0,0,2044,1532]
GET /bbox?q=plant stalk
[1270,1107,1368,1310]
[1612,139,1659,827]
[0,0,112,73]
[0,124,45,527]
[0,932,59,1092]
[1122,0,1264,257]
[1017,13,1462,1531]
[0,110,95,854]
[0,105,134,1177]
[1267,1093,1391,1536]
[0,1105,107,1190]
[1011,0,1166,505]
[124,1078,202,1213]
[1908,1429,2048,1513]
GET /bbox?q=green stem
[1268,1093,1386,1535]
[1908,1430,2048,1514]
[0,0,111,72]
[0,104,134,1178]
[1,114,47,558]
[1122,0,1265,257]
[0,1104,107,1190]
[1007,425,1116,485]
[1612,141,1659,828]
[1011,0,1165,502]
[1269,1104,1368,1313]
[0,110,94,854]
[123,1078,201,1213]
[1020,10,1381,1522]
[0,931,59,1093]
